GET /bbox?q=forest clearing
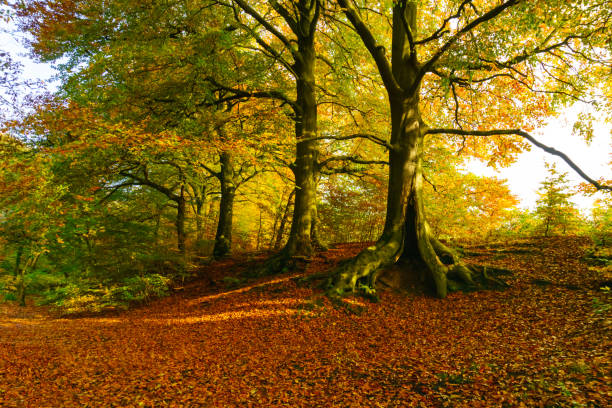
[1,237,610,407]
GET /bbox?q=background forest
[0,0,610,313]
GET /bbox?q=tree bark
[193,184,206,243]
[213,151,236,259]
[274,189,294,250]
[16,250,44,307]
[283,36,319,259]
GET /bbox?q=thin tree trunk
[256,207,263,251]
[195,185,205,243]
[269,196,283,249]
[16,250,44,307]
[17,265,26,307]
[13,245,23,277]
[275,189,295,250]
[213,151,236,259]
[15,246,25,307]
[176,185,186,257]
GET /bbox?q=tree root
[326,237,402,297]
[430,236,510,291]
[327,233,512,299]
[249,250,312,278]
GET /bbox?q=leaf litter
[0,237,610,407]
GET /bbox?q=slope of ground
[0,237,610,407]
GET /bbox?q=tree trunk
[13,245,23,278]
[274,189,295,250]
[16,251,26,306]
[213,151,236,259]
[194,185,205,243]
[176,185,186,257]
[17,268,26,307]
[310,196,327,250]
[269,195,283,249]
[256,207,263,251]
[329,2,504,298]
[195,204,203,242]
[283,38,318,259]
[16,250,44,307]
[329,93,434,293]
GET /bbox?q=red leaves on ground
[0,237,610,407]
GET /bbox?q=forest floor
[0,237,610,407]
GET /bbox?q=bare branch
[425,128,612,191]
[270,1,299,34]
[119,171,182,200]
[297,132,394,150]
[415,0,474,45]
[232,0,293,50]
[319,155,388,169]
[200,163,221,180]
[98,182,139,204]
[204,77,298,112]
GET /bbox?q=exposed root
[429,235,510,291]
[249,249,311,278]
[326,236,402,297]
[327,232,512,300]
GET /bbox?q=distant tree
[590,197,612,246]
[535,163,581,237]
[0,134,64,306]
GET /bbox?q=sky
[466,107,611,213]
[1,20,611,214]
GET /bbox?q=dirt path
[1,238,610,407]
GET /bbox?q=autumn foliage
[0,0,611,405]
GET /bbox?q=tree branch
[232,0,293,50]
[119,171,182,200]
[415,0,474,45]
[319,155,388,169]
[425,128,612,191]
[200,163,221,180]
[270,1,299,34]
[336,0,402,95]
[297,132,394,150]
[415,0,520,92]
[205,77,298,112]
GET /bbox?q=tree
[535,163,581,237]
[0,134,65,305]
[9,0,612,303]
[226,0,323,261]
[328,0,612,298]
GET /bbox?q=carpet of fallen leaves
[1,237,610,407]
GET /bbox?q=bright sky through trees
[467,105,612,212]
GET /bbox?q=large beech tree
[329,0,612,298]
[227,0,324,260]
